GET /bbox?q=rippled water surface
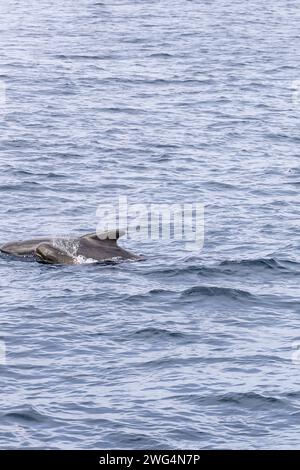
[0,0,300,449]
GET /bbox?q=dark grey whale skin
[0,230,142,265]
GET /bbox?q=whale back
[78,230,137,261]
[0,238,51,256]
[0,230,142,264]
[80,229,125,242]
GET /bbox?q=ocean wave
[181,285,253,300]
[145,257,300,279]
[219,257,299,271]
[123,288,175,301]
[175,392,286,409]
[131,327,188,340]
[1,406,50,424]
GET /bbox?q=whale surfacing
[0,230,142,265]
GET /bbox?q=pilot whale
[0,230,142,265]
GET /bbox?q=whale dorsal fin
[81,229,125,242]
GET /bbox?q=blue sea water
[0,0,300,449]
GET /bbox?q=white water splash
[48,237,122,265]
[52,237,79,258]
[51,238,98,263]
[74,255,98,265]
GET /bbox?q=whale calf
[0,230,142,265]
